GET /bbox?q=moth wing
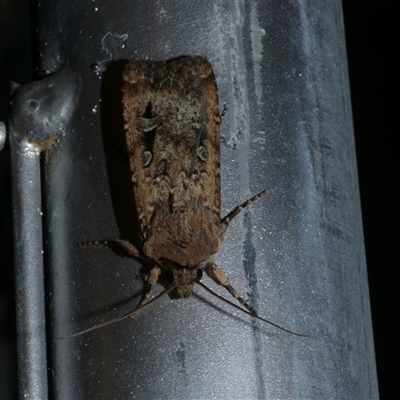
[122,57,221,261]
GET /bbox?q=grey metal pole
[33,1,378,399]
[10,71,79,399]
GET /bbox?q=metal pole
[10,71,79,399]
[33,1,378,398]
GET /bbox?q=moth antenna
[195,280,308,337]
[60,281,177,339]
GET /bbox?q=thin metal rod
[9,71,79,399]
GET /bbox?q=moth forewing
[122,57,222,272]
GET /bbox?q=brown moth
[68,56,305,337]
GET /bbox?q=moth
[68,56,305,337]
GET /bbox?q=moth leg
[79,239,140,257]
[220,189,268,235]
[116,240,141,257]
[135,266,161,311]
[205,263,258,316]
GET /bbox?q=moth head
[167,267,202,298]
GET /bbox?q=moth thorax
[174,268,198,298]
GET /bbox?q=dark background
[0,1,397,398]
